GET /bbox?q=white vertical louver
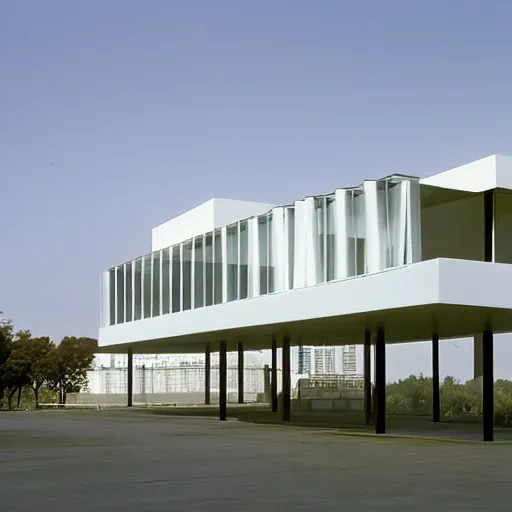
[304,197,321,286]
[271,207,286,293]
[407,179,422,263]
[334,189,350,280]
[363,180,387,273]
[293,200,306,289]
[247,217,260,297]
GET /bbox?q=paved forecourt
[1,410,512,511]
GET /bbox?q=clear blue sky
[2,0,512,381]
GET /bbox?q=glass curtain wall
[102,175,421,327]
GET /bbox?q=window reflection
[258,216,268,295]
[134,257,142,320]
[182,241,193,311]
[226,224,238,301]
[143,254,152,318]
[152,251,161,316]
[171,246,180,313]
[109,268,116,325]
[239,221,249,299]
[194,237,204,308]
[162,248,170,314]
[116,266,124,323]
[214,230,223,305]
[205,233,213,306]
[125,262,133,322]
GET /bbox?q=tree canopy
[47,337,98,404]
[0,319,97,410]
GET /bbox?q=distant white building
[291,345,361,376]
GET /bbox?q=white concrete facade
[98,154,512,355]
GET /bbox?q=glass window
[152,251,161,316]
[125,262,133,322]
[268,214,275,292]
[258,216,268,295]
[116,266,124,323]
[109,268,116,325]
[162,248,170,314]
[171,246,181,313]
[239,221,249,299]
[205,233,213,306]
[316,198,325,282]
[326,197,336,281]
[353,191,366,276]
[194,237,204,308]
[143,254,152,318]
[134,257,142,320]
[182,241,192,311]
[226,224,238,301]
[214,230,223,305]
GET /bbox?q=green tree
[48,337,97,404]
[0,323,13,408]
[2,329,33,409]
[14,336,56,409]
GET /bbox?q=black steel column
[483,328,494,442]
[127,349,133,407]
[432,334,440,423]
[375,328,386,434]
[271,337,278,413]
[238,342,244,404]
[219,341,227,421]
[205,342,211,405]
[282,335,291,421]
[364,330,372,426]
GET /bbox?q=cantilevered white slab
[98,258,512,354]
[420,154,512,192]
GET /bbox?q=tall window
[116,266,124,323]
[258,216,268,295]
[239,221,249,299]
[268,214,274,292]
[162,248,170,314]
[205,233,214,306]
[125,262,133,322]
[143,254,152,318]
[316,198,325,282]
[134,257,142,320]
[194,237,204,308]
[109,268,116,325]
[214,230,223,305]
[182,241,192,311]
[152,251,161,316]
[326,197,336,281]
[226,224,238,301]
[171,246,181,313]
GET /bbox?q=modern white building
[99,154,512,441]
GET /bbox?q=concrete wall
[68,392,260,406]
